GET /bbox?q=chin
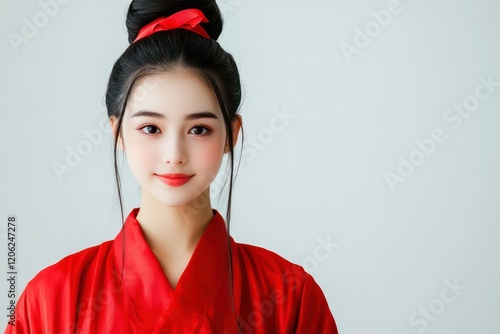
[152,195,196,208]
[152,187,202,207]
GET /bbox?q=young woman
[5,1,338,333]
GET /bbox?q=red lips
[155,173,194,187]
[156,173,193,178]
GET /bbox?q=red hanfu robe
[5,208,338,333]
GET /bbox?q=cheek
[195,140,224,174]
[131,146,156,164]
[124,134,157,174]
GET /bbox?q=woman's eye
[141,125,160,136]
[190,126,213,136]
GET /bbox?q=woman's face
[111,69,239,207]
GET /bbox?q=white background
[1,0,499,333]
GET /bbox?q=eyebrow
[131,110,219,121]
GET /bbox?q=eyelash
[138,124,213,137]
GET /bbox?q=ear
[109,116,125,151]
[224,114,242,154]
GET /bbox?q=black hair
[104,0,244,330]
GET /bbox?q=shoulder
[234,242,314,293]
[25,240,114,298]
[235,242,296,269]
[233,242,338,332]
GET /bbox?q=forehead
[125,69,221,117]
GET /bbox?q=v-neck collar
[112,207,230,331]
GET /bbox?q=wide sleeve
[294,273,339,334]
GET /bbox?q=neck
[136,188,214,259]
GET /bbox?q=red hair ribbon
[133,8,211,43]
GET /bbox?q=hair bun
[126,0,223,43]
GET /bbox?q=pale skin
[109,68,242,289]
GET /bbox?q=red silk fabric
[134,8,211,42]
[5,208,338,333]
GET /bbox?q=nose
[162,132,187,164]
